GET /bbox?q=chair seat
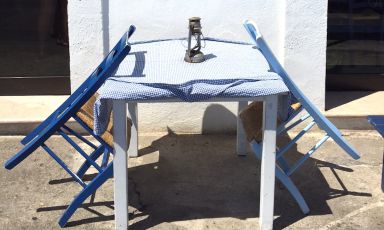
[76,93,132,147]
[239,101,301,142]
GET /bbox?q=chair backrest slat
[243,20,360,160]
[276,121,316,159]
[287,135,330,176]
[278,113,310,135]
[41,143,87,188]
[6,26,136,170]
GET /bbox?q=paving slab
[0,132,383,229]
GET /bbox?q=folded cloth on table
[93,38,290,135]
[76,93,131,146]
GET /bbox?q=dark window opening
[327,0,384,91]
[0,0,70,95]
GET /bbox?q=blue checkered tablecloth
[94,38,289,135]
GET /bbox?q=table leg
[113,100,129,230]
[237,101,248,156]
[128,102,138,157]
[260,95,277,230]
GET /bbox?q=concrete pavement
[0,131,383,229]
[1,91,384,135]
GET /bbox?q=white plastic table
[112,95,278,230]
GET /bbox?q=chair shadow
[272,134,371,229]
[41,130,371,229]
[134,133,372,229]
[37,201,115,227]
[49,173,98,185]
[39,104,372,228]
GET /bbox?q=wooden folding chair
[241,20,360,214]
[4,26,135,227]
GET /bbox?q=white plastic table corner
[112,95,278,230]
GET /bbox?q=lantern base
[184,50,205,63]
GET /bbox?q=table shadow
[40,129,370,229]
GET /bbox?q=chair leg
[277,156,290,173]
[275,167,310,214]
[76,146,108,178]
[59,163,113,227]
[4,141,40,169]
[327,126,360,160]
[250,142,309,214]
[101,147,111,168]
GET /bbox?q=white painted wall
[68,0,327,133]
[284,0,328,109]
[68,0,104,92]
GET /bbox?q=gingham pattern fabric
[94,38,289,135]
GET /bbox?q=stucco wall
[284,0,328,109]
[68,0,327,133]
[68,1,104,92]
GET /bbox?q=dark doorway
[327,0,384,91]
[0,0,70,95]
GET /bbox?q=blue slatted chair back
[243,20,359,160]
[242,20,361,214]
[368,115,384,137]
[4,26,135,227]
[5,26,136,170]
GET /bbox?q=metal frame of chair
[4,25,136,227]
[243,20,360,214]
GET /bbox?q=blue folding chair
[368,116,384,137]
[242,20,360,214]
[367,115,384,192]
[4,25,136,227]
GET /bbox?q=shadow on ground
[1,102,381,229]
[11,131,376,229]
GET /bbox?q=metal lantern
[184,17,205,63]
